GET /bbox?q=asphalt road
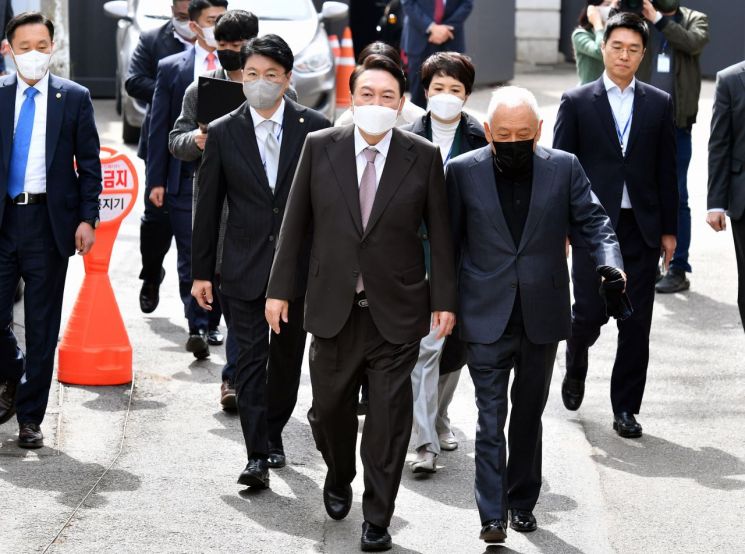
[1,64,744,553]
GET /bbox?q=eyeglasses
[243,70,287,84]
[608,44,644,57]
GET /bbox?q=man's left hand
[661,234,677,271]
[432,311,456,340]
[75,222,96,255]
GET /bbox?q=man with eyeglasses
[553,12,678,439]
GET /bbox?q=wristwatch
[82,217,100,229]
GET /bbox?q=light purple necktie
[356,147,378,292]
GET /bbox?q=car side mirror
[319,1,349,22]
[103,0,132,22]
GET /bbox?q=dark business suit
[708,60,745,330]
[193,100,330,459]
[125,21,187,293]
[553,77,678,415]
[266,125,457,527]
[148,49,214,333]
[447,144,621,523]
[0,0,13,74]
[0,73,101,424]
[400,0,474,108]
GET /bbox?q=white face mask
[352,103,400,136]
[599,6,612,22]
[172,18,196,40]
[201,26,217,48]
[12,49,53,81]
[428,93,464,121]
[243,79,285,110]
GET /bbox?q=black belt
[11,192,47,205]
[354,291,368,308]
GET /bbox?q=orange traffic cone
[57,147,138,385]
[328,34,340,66]
[336,27,355,110]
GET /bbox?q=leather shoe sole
[509,510,537,532]
[613,420,643,438]
[479,522,507,543]
[207,330,224,346]
[323,483,352,520]
[561,375,585,411]
[361,523,392,552]
[237,471,269,489]
[185,335,209,359]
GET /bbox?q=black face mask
[491,138,535,174]
[216,49,242,72]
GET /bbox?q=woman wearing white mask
[572,0,619,85]
[402,51,487,474]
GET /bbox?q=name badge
[657,53,671,74]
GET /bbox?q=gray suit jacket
[447,145,623,345]
[708,60,745,220]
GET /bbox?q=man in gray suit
[446,87,623,543]
[707,59,745,331]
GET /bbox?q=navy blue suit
[147,49,214,333]
[400,0,474,107]
[0,73,101,425]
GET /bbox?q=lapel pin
[299,117,304,123]
[56,92,61,99]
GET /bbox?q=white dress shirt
[603,71,635,209]
[193,43,219,82]
[14,72,49,194]
[250,99,285,188]
[354,126,393,189]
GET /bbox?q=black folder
[196,76,245,125]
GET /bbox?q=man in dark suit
[0,0,13,75]
[553,12,678,438]
[125,0,193,314]
[148,0,227,359]
[192,35,331,487]
[707,59,745,331]
[400,0,474,108]
[0,13,101,448]
[448,85,622,543]
[265,54,457,552]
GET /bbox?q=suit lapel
[46,75,66,173]
[363,128,416,238]
[179,52,195,93]
[625,83,647,156]
[469,148,514,250]
[738,65,745,94]
[275,101,304,193]
[517,147,556,253]
[0,74,16,177]
[326,126,363,235]
[592,79,624,158]
[228,104,272,195]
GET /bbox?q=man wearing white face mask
[265,54,457,552]
[192,34,331,490]
[0,13,102,448]
[402,51,487,473]
[147,0,227,361]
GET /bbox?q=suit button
[361,240,368,249]
[510,282,517,288]
[268,235,275,242]
[352,270,359,277]
[273,207,279,214]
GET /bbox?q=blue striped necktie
[8,87,40,199]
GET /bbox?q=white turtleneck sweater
[431,115,460,165]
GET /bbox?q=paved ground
[1,64,744,553]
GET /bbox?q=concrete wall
[516,0,562,64]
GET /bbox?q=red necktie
[206,52,217,71]
[434,0,445,23]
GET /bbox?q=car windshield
[139,0,313,21]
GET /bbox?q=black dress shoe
[655,267,690,294]
[613,412,643,438]
[220,381,237,412]
[360,521,392,552]
[479,519,507,543]
[207,328,224,345]
[509,509,537,532]
[0,380,18,425]
[139,268,165,313]
[237,458,270,489]
[186,330,210,360]
[18,422,43,449]
[323,479,352,520]
[266,450,286,469]
[561,374,585,411]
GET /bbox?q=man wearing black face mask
[447,86,623,542]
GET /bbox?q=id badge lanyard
[657,39,671,74]
[611,105,633,156]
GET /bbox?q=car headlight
[294,31,333,74]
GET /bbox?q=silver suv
[104,0,347,143]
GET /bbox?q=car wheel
[122,112,140,144]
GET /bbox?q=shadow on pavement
[75,385,166,412]
[522,526,586,554]
[655,291,742,330]
[144,316,188,344]
[584,420,745,490]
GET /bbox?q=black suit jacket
[448,145,622,345]
[266,126,458,344]
[124,21,187,160]
[708,61,745,220]
[553,78,678,248]
[0,74,102,257]
[192,100,331,301]
[402,111,487,155]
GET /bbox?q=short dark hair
[6,11,55,44]
[603,12,649,48]
[357,41,403,70]
[214,10,258,42]
[420,51,475,95]
[240,34,294,73]
[349,54,406,96]
[188,0,229,21]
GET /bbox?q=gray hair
[486,86,541,123]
